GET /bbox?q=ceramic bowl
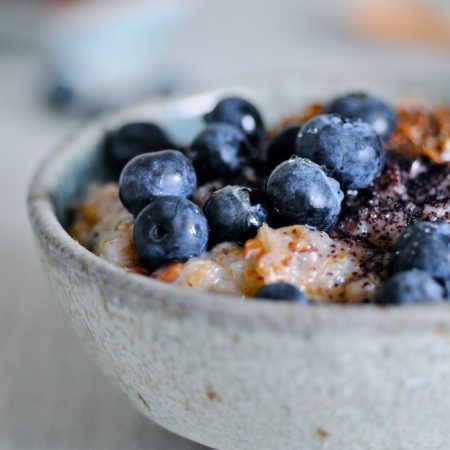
[28,75,450,450]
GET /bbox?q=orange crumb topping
[152,263,183,282]
[389,105,450,163]
[81,204,98,226]
[125,264,150,276]
[243,238,263,259]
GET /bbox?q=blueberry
[295,114,384,189]
[253,283,309,303]
[187,123,255,181]
[205,96,265,148]
[133,196,208,271]
[48,82,76,110]
[119,150,196,216]
[443,280,450,299]
[325,92,397,140]
[376,270,445,305]
[266,157,343,231]
[265,125,302,173]
[203,186,268,245]
[104,122,174,176]
[392,221,450,280]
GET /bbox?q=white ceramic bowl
[28,75,450,450]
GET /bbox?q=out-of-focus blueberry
[443,280,450,299]
[48,82,77,109]
[187,123,255,181]
[325,92,397,140]
[266,157,343,231]
[392,221,450,280]
[376,270,445,305]
[205,96,266,148]
[119,150,196,216]
[265,125,301,173]
[104,122,174,176]
[203,185,268,245]
[133,196,208,271]
[296,114,384,189]
[253,282,309,303]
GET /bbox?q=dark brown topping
[335,146,449,248]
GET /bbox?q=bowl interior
[28,73,450,324]
[46,73,450,227]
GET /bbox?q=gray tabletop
[2,1,449,449]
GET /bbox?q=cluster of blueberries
[103,93,450,304]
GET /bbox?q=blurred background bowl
[40,0,201,113]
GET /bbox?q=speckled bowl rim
[27,77,450,335]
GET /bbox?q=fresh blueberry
[266,157,343,231]
[104,122,174,176]
[253,283,309,303]
[325,92,397,140]
[295,114,384,189]
[187,123,256,181]
[133,196,208,271]
[376,270,445,305]
[265,125,302,173]
[119,150,196,216]
[205,96,265,148]
[203,185,268,245]
[392,221,450,280]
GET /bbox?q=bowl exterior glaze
[28,76,450,450]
